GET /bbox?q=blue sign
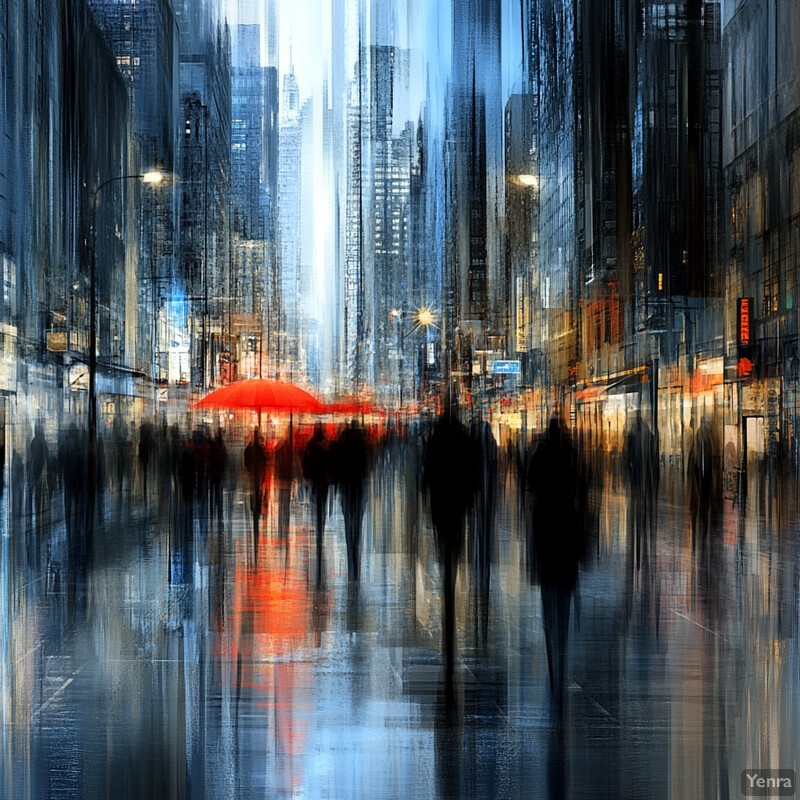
[492,360,521,374]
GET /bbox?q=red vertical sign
[738,297,751,347]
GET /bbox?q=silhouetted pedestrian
[138,419,154,500]
[689,417,715,555]
[59,426,87,545]
[624,413,659,571]
[273,425,296,540]
[331,422,369,581]
[111,416,130,497]
[527,416,586,709]
[302,422,331,585]
[27,422,49,536]
[424,409,477,682]
[244,428,268,550]
[471,417,497,647]
[207,428,228,530]
[11,450,24,534]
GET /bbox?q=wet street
[1,439,798,799]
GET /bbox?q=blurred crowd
[10,401,763,713]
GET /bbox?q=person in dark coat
[11,450,24,530]
[331,421,369,582]
[207,428,228,530]
[527,416,586,708]
[59,426,86,545]
[244,428,268,549]
[688,417,716,555]
[624,413,659,573]
[138,419,154,500]
[423,409,477,683]
[177,435,196,533]
[471,417,497,647]
[273,425,296,540]
[27,422,49,535]
[111,416,129,497]
[302,422,331,585]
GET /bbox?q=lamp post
[87,170,163,528]
[392,305,439,408]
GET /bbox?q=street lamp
[87,170,165,528]
[517,173,539,189]
[393,305,440,408]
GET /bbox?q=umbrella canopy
[194,378,325,415]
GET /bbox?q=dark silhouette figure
[111,417,130,498]
[11,450,24,531]
[207,428,228,530]
[59,426,87,546]
[527,416,586,709]
[27,422,49,539]
[190,426,211,521]
[623,414,661,632]
[177,437,196,527]
[423,411,477,683]
[273,428,296,540]
[173,436,196,584]
[331,422,369,582]
[138,419,154,500]
[688,418,716,555]
[302,423,331,585]
[471,418,497,648]
[624,414,660,571]
[244,429,268,551]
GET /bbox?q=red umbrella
[194,378,325,426]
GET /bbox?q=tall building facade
[341,45,414,402]
[88,0,181,392]
[723,0,800,460]
[1,0,137,449]
[445,0,504,403]
[278,69,302,378]
[176,0,231,389]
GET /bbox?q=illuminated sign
[738,297,752,347]
[46,330,67,352]
[492,360,521,374]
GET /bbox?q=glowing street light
[141,170,164,184]
[414,306,438,330]
[517,173,539,189]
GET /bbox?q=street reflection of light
[141,171,164,184]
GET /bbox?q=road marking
[672,610,721,639]
[32,664,86,719]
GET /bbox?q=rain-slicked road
[1,435,797,799]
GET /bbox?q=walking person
[273,424,296,540]
[244,428,267,556]
[27,422,49,545]
[302,423,331,586]
[331,421,369,582]
[423,407,477,685]
[207,428,228,531]
[471,416,497,648]
[527,416,586,711]
[138,418,154,501]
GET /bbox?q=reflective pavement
[0,444,798,799]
